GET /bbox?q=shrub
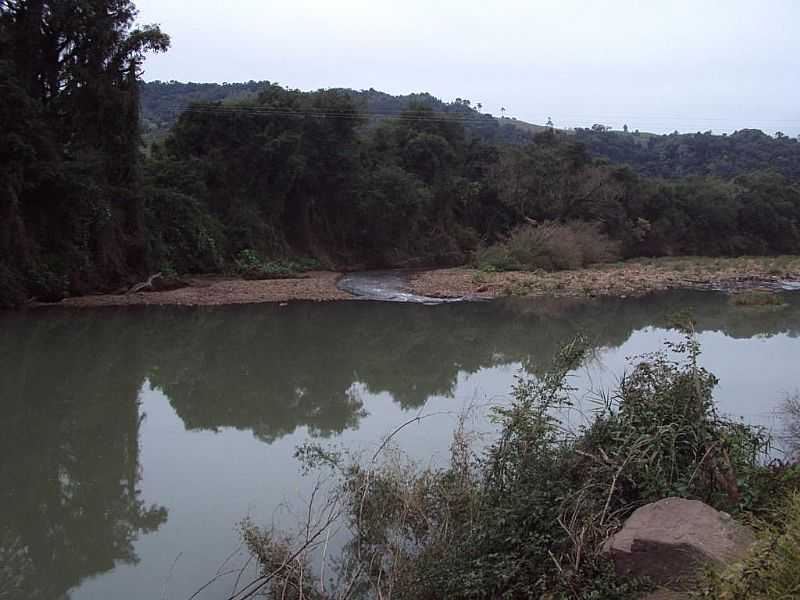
[234,249,321,280]
[144,188,224,274]
[477,221,620,272]
[26,263,69,303]
[0,264,26,308]
[696,492,800,599]
[233,332,775,600]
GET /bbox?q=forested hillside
[140,80,269,141]
[2,1,800,308]
[140,80,535,144]
[575,127,800,180]
[142,81,800,180]
[151,88,800,271]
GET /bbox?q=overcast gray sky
[135,0,800,136]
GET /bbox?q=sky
[135,0,800,136]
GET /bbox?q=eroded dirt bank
[42,256,800,308]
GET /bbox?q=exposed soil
[41,257,800,308]
[408,257,800,300]
[55,272,351,307]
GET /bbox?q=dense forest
[142,80,800,180]
[575,126,800,180]
[2,0,800,308]
[140,80,535,145]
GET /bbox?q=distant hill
[574,127,800,180]
[139,80,538,145]
[140,80,269,141]
[140,81,800,181]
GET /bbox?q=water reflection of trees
[1,291,798,595]
[0,313,167,599]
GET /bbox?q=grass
[621,255,800,272]
[730,292,786,307]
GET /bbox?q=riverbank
[55,272,351,307]
[41,256,800,307]
[410,256,800,300]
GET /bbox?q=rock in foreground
[604,497,754,590]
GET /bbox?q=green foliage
[0,263,26,308]
[242,334,774,599]
[234,249,320,280]
[575,127,800,181]
[4,5,800,304]
[0,0,170,302]
[140,82,526,146]
[695,492,800,599]
[143,187,224,274]
[589,333,769,511]
[477,221,621,272]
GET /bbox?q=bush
[144,188,224,274]
[0,264,26,308]
[234,332,775,600]
[26,263,69,303]
[234,249,321,280]
[696,492,800,599]
[477,221,620,272]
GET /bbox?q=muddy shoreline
[39,257,800,308]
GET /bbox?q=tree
[0,1,170,304]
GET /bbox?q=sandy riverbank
[44,256,800,308]
[410,256,800,300]
[56,272,352,307]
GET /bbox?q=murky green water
[2,291,800,599]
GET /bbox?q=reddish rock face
[604,497,754,590]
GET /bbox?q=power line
[173,103,504,124]
[144,100,800,133]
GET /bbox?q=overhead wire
[160,102,503,124]
[148,100,800,130]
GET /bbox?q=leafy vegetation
[0,0,170,305]
[140,80,534,145]
[696,491,800,599]
[234,249,321,279]
[3,1,800,309]
[575,127,800,180]
[477,221,620,272]
[235,332,790,599]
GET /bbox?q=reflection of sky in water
[79,327,800,600]
[2,292,799,600]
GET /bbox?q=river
[1,290,799,599]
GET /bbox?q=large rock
[604,497,754,589]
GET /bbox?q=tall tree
[0,1,169,303]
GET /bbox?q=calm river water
[2,291,800,599]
